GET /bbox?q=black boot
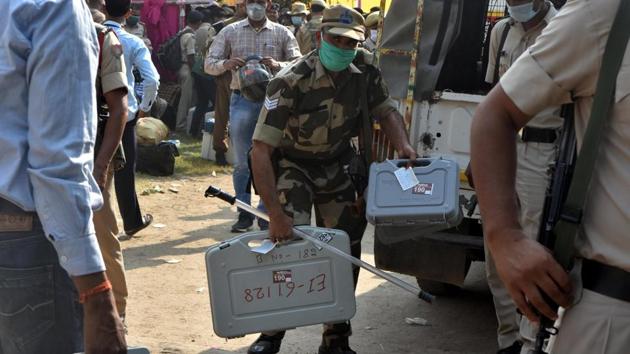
[319,322,356,354]
[247,331,285,354]
[215,150,229,166]
[231,212,254,233]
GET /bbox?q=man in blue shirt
[0,0,126,352]
[104,0,160,238]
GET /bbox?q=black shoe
[497,341,522,354]
[319,324,355,354]
[247,332,285,354]
[124,214,153,236]
[215,151,229,166]
[231,213,254,233]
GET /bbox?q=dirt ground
[121,171,498,354]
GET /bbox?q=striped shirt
[205,18,301,89]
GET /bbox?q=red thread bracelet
[79,280,112,304]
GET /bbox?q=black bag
[157,29,193,72]
[137,142,179,176]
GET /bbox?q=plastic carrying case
[366,158,463,244]
[205,226,356,338]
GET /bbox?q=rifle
[531,104,576,354]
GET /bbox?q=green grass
[173,134,218,176]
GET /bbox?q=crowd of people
[1,0,628,353]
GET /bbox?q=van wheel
[416,278,461,296]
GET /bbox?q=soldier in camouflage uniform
[248,5,416,354]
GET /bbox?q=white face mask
[370,29,378,42]
[246,3,266,21]
[507,1,539,23]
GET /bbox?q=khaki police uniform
[295,24,312,54]
[94,25,129,317]
[253,47,397,345]
[500,0,630,352]
[289,2,312,54]
[483,4,563,352]
[176,27,197,131]
[301,13,323,53]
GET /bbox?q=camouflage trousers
[272,155,368,344]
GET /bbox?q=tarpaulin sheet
[379,0,463,101]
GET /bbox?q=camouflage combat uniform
[253,48,397,283]
[253,47,397,344]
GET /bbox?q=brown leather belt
[0,198,36,232]
[582,258,630,303]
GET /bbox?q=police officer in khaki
[471,0,630,353]
[362,11,380,52]
[93,22,129,319]
[249,5,416,354]
[483,1,561,353]
[288,2,311,54]
[176,11,203,132]
[302,0,327,53]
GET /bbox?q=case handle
[395,159,433,168]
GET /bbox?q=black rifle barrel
[532,104,577,353]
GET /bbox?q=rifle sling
[493,20,512,86]
[552,0,630,269]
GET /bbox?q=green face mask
[319,38,357,72]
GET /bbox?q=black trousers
[190,72,217,137]
[115,116,143,231]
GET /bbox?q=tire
[416,278,462,296]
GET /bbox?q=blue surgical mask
[319,38,357,72]
[291,16,303,27]
[246,3,266,21]
[507,1,538,23]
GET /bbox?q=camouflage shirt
[253,49,397,160]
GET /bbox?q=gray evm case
[205,226,356,338]
[366,158,463,243]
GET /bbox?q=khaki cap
[365,11,380,28]
[289,2,309,15]
[310,0,328,9]
[321,5,365,41]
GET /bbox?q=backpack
[157,28,193,72]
